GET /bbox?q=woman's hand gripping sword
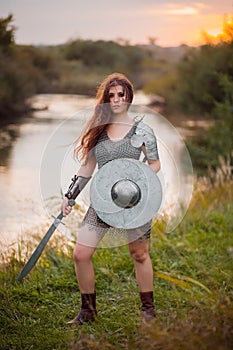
[17,175,91,281]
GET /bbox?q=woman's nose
[113,94,119,102]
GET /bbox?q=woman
[61,72,161,324]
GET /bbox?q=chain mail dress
[81,119,160,240]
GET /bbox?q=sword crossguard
[52,215,65,227]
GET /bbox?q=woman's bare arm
[142,145,161,173]
[62,151,97,216]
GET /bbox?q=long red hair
[74,72,134,161]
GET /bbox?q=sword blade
[17,212,63,281]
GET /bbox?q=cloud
[168,7,198,15]
[145,2,205,16]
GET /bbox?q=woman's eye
[108,92,125,99]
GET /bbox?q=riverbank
[0,92,210,153]
[1,171,233,350]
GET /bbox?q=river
[0,93,193,255]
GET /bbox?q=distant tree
[201,14,233,45]
[186,73,233,174]
[167,16,233,174]
[63,39,147,88]
[0,14,61,120]
[116,37,131,46]
[175,16,233,115]
[0,14,16,51]
[148,37,158,46]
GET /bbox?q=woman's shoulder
[133,117,154,135]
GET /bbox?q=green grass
[0,178,233,349]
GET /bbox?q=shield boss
[90,158,162,229]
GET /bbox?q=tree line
[0,14,155,120]
[176,18,233,174]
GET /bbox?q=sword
[17,199,75,282]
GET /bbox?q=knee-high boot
[67,291,97,324]
[140,291,155,321]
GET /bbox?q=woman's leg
[73,243,96,293]
[74,221,106,292]
[128,237,153,292]
[128,236,155,321]
[68,224,104,324]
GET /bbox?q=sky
[1,0,233,47]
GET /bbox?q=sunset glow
[1,0,232,47]
[194,14,233,45]
[207,28,223,37]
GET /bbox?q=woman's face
[108,84,128,115]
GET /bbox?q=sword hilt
[68,199,76,207]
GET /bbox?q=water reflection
[0,94,97,252]
[0,124,20,167]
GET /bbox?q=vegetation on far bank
[0,14,181,119]
[1,14,232,116]
[0,165,233,350]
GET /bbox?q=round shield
[90,158,162,229]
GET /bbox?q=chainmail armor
[94,122,141,169]
[82,119,159,239]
